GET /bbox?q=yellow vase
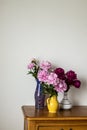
[47,95,58,113]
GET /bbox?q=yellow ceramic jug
[47,95,58,113]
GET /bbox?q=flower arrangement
[27,58,67,97]
[54,68,81,92]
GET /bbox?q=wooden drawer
[37,125,87,130]
[36,120,87,130]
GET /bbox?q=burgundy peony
[66,70,77,80]
[65,70,77,85]
[54,68,66,80]
[73,80,81,88]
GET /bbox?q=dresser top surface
[22,106,87,120]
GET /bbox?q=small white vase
[60,92,72,110]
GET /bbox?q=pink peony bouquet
[27,59,67,97]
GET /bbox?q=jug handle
[47,98,50,104]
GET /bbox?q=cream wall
[0,0,87,130]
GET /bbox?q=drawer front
[37,126,87,130]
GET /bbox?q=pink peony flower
[40,61,52,71]
[37,70,48,82]
[27,63,34,69]
[46,72,58,86]
[54,80,67,93]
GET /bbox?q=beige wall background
[0,0,87,130]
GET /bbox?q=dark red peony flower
[66,70,77,80]
[54,68,66,80]
[73,80,81,88]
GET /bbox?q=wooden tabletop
[22,106,87,121]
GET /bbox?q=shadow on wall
[69,77,87,106]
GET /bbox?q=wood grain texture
[22,106,87,130]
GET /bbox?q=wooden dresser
[22,106,87,130]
